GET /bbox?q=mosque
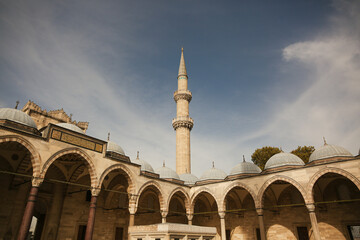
[0,49,359,240]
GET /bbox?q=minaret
[172,48,194,175]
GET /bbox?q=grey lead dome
[200,166,227,180]
[155,165,180,180]
[106,141,125,155]
[179,173,199,185]
[309,144,352,162]
[264,152,304,170]
[0,108,37,129]
[230,161,261,175]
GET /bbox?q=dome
[264,152,304,170]
[230,161,261,175]
[155,164,180,180]
[56,123,84,134]
[0,108,37,129]
[180,173,199,185]
[200,163,227,180]
[106,141,125,155]
[309,144,353,162]
[132,154,154,173]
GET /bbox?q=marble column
[42,183,65,239]
[17,178,43,240]
[161,211,168,223]
[84,190,99,240]
[256,208,266,240]
[187,213,193,225]
[307,204,321,240]
[219,211,226,240]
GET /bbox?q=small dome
[265,152,304,170]
[132,155,154,173]
[180,173,199,185]
[0,108,37,128]
[230,161,261,175]
[200,164,227,180]
[106,141,125,155]
[155,165,180,180]
[56,123,84,134]
[309,144,353,162]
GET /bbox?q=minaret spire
[172,48,194,175]
[178,47,187,77]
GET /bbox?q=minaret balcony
[174,90,192,102]
[172,116,194,130]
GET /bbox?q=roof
[0,108,37,129]
[309,144,353,162]
[264,152,304,170]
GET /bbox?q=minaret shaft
[173,48,193,175]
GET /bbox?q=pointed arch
[98,163,136,195]
[136,181,165,210]
[40,147,97,188]
[0,135,41,177]
[166,187,190,213]
[307,167,360,203]
[220,181,258,210]
[258,175,308,208]
[190,187,219,213]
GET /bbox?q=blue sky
[1,0,359,177]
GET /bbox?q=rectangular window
[256,228,261,240]
[115,227,123,240]
[77,225,87,240]
[297,227,309,240]
[347,225,360,240]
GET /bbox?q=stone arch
[220,181,258,210]
[0,135,41,177]
[307,167,360,203]
[166,187,191,213]
[40,147,97,188]
[190,187,219,213]
[136,181,166,211]
[97,163,136,195]
[258,175,308,208]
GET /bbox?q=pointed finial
[212,161,215,168]
[107,132,110,141]
[15,101,19,109]
[178,47,187,76]
[185,168,188,173]
[243,155,245,163]
[70,113,73,121]
[323,137,327,145]
[136,151,139,160]
[280,147,283,152]
[163,160,165,167]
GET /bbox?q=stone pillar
[187,213,193,225]
[307,204,321,240]
[161,211,168,223]
[5,182,31,239]
[84,189,99,240]
[42,183,65,239]
[17,178,43,240]
[219,211,226,240]
[256,208,266,240]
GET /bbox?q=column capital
[306,203,316,212]
[218,211,226,219]
[187,213,193,221]
[256,208,264,216]
[161,210,168,218]
[129,206,137,215]
[91,187,101,196]
[31,177,44,187]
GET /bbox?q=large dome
[309,144,353,162]
[179,173,199,185]
[106,141,125,155]
[230,161,261,175]
[264,152,304,170]
[155,164,180,180]
[0,108,37,129]
[132,154,154,173]
[56,123,84,134]
[200,164,227,180]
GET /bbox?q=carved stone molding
[174,90,192,102]
[172,117,194,130]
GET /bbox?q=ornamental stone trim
[174,90,192,102]
[172,116,194,130]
